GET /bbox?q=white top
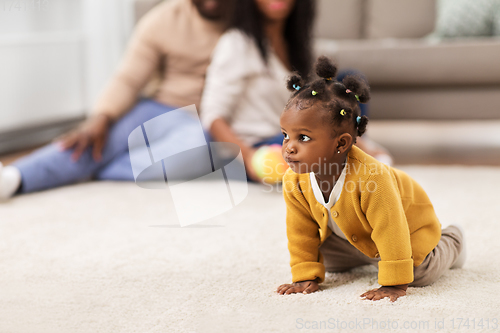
[309,166,348,240]
[200,29,291,146]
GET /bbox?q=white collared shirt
[310,166,348,240]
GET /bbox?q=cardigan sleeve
[361,170,414,286]
[200,29,260,130]
[283,172,326,283]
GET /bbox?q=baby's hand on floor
[360,285,407,302]
[277,280,319,295]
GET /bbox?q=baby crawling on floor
[276,56,465,302]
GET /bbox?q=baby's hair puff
[286,74,304,95]
[285,56,370,137]
[315,55,338,79]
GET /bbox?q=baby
[276,56,466,302]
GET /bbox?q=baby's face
[280,104,344,176]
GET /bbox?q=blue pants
[14,99,202,194]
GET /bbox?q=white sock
[0,162,22,200]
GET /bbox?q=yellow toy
[251,144,288,184]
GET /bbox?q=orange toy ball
[251,144,289,184]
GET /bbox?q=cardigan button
[331,211,339,218]
[351,234,358,242]
[374,252,380,258]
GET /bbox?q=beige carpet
[1,166,499,333]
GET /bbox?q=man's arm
[91,4,166,121]
[55,5,168,160]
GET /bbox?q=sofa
[314,0,500,120]
[136,0,500,121]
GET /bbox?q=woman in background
[201,0,390,182]
[201,0,315,180]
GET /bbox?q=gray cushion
[370,87,500,120]
[365,0,436,39]
[314,0,363,40]
[433,0,500,38]
[315,38,500,86]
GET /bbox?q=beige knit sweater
[92,0,224,121]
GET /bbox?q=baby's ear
[286,73,304,92]
[342,75,371,103]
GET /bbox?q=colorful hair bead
[346,89,360,101]
[326,77,333,81]
[356,116,361,124]
[340,109,346,116]
[312,91,318,96]
[292,84,301,91]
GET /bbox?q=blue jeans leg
[95,110,209,181]
[13,99,176,193]
[253,133,284,148]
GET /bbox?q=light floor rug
[1,166,499,333]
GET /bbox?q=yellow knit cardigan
[283,145,442,286]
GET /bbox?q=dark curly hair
[285,56,370,137]
[230,0,316,77]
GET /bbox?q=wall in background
[0,0,134,153]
